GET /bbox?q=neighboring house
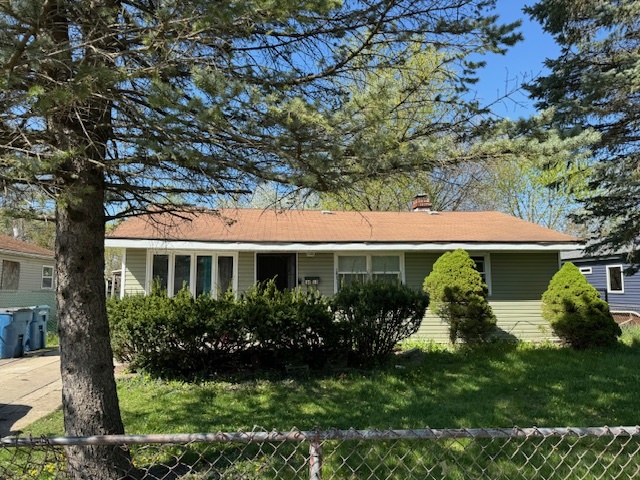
[106,202,579,342]
[561,249,640,325]
[0,234,57,323]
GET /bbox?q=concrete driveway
[0,347,62,438]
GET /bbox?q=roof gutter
[105,238,579,253]
[0,248,55,260]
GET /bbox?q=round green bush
[331,279,429,364]
[542,262,621,349]
[423,249,496,344]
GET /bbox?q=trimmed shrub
[238,280,338,366]
[331,279,429,364]
[108,286,247,375]
[423,249,496,344]
[542,262,621,349]
[108,280,337,375]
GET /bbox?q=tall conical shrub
[541,262,621,349]
[423,249,496,343]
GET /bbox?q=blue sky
[471,0,560,119]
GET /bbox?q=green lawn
[9,328,640,479]
[26,327,640,437]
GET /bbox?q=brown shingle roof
[108,209,578,244]
[0,234,54,257]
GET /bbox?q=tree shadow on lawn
[119,341,640,434]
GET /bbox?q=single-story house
[0,233,56,322]
[561,248,640,325]
[106,202,579,342]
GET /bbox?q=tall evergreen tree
[1,1,519,477]
[525,0,640,260]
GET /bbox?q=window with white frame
[337,255,367,287]
[371,255,401,283]
[149,252,237,297]
[606,265,624,293]
[336,254,402,289]
[470,254,491,295]
[579,267,592,275]
[41,265,54,290]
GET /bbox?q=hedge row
[107,280,429,376]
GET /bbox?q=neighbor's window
[607,265,624,293]
[579,267,592,275]
[1,260,20,290]
[41,266,54,290]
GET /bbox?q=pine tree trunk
[55,162,131,479]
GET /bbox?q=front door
[256,253,297,290]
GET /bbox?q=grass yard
[7,328,640,479]
[25,327,640,436]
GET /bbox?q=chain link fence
[2,426,639,479]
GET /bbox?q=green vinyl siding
[411,251,560,343]
[490,252,558,301]
[298,253,334,297]
[414,300,558,343]
[123,248,146,295]
[237,252,255,293]
[489,300,557,341]
[404,252,440,290]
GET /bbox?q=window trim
[41,265,54,290]
[146,250,238,298]
[470,253,492,296]
[606,264,624,294]
[334,252,405,292]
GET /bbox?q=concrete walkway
[0,347,62,438]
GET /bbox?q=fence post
[309,432,322,480]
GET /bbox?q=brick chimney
[411,194,432,212]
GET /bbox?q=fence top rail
[2,426,640,447]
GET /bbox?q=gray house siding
[0,252,57,326]
[0,252,54,291]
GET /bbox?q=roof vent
[411,195,433,212]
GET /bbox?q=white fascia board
[105,238,579,252]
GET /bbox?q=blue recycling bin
[0,308,31,359]
[25,305,49,351]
